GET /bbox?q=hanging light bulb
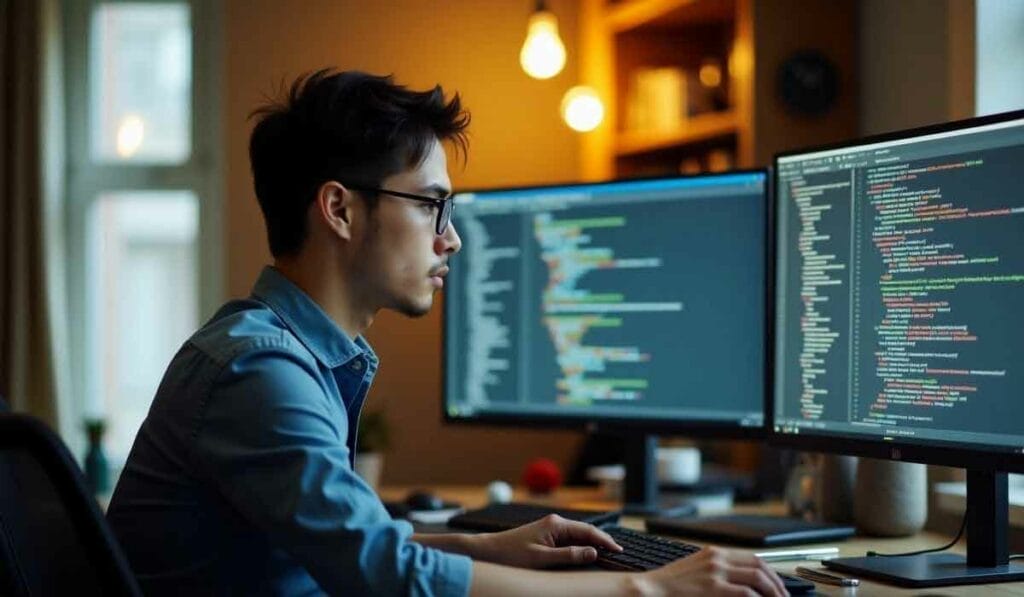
[561,86,604,132]
[520,1,566,80]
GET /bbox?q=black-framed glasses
[346,184,454,235]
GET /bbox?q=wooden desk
[381,486,1024,596]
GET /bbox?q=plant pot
[354,452,384,490]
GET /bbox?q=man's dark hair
[248,69,470,257]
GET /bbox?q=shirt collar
[250,266,377,369]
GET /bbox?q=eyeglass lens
[438,199,453,235]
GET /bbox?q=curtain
[0,0,69,435]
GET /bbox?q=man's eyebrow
[419,183,452,197]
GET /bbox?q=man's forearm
[411,532,485,559]
[470,561,644,597]
[412,534,644,595]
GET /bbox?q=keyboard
[446,503,620,532]
[597,525,815,594]
[596,525,701,571]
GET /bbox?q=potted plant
[354,410,390,490]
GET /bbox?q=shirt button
[350,359,364,372]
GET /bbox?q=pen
[795,566,860,587]
[754,547,840,562]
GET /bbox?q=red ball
[521,458,563,494]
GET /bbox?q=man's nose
[438,222,462,254]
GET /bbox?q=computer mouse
[404,490,445,511]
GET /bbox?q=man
[107,70,786,596]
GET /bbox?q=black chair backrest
[0,414,141,596]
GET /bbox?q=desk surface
[380,485,1024,596]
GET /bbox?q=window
[64,0,222,471]
[89,191,200,455]
[976,0,1024,490]
[91,2,192,163]
[976,0,1024,118]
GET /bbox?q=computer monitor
[773,109,1024,586]
[443,171,768,514]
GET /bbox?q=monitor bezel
[769,108,1024,473]
[441,169,771,440]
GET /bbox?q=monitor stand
[620,434,696,518]
[824,470,1024,587]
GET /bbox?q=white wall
[976,0,1024,115]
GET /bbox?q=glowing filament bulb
[520,10,566,80]
[561,86,604,132]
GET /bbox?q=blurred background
[1,0,1022,504]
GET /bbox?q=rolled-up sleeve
[193,339,471,596]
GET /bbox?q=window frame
[62,0,223,460]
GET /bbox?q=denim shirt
[106,266,471,596]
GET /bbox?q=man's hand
[631,546,789,597]
[468,514,623,569]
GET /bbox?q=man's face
[352,138,462,317]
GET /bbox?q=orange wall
[223,0,585,484]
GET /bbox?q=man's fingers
[548,517,623,551]
[745,556,787,596]
[691,548,786,596]
[758,561,788,596]
[718,550,787,596]
[537,545,599,567]
[725,566,788,597]
[707,549,787,594]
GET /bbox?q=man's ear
[316,180,357,241]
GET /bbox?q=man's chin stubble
[394,297,433,318]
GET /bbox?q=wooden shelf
[580,0,857,180]
[605,0,734,33]
[615,110,738,156]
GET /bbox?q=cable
[866,509,967,558]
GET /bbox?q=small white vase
[818,454,857,524]
[354,452,384,490]
[854,458,927,536]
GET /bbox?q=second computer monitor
[443,172,767,433]
[772,110,1024,586]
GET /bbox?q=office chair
[0,412,141,596]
